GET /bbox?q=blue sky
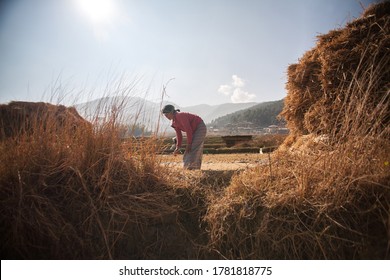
[0,0,378,107]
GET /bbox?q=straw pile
[1,3,389,260]
[0,101,92,140]
[205,144,389,259]
[205,2,390,259]
[281,2,389,140]
[0,102,207,259]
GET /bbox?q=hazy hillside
[75,96,261,134]
[183,102,257,123]
[75,96,166,133]
[210,99,285,128]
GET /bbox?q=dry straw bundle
[205,2,390,259]
[1,2,389,260]
[205,145,389,259]
[281,2,389,140]
[0,101,207,259]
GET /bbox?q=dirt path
[159,153,269,171]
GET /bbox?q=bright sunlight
[73,0,123,41]
[75,0,116,25]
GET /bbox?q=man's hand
[173,147,180,156]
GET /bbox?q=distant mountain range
[182,102,257,123]
[210,99,285,128]
[74,96,282,134]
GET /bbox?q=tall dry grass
[204,2,390,260]
[0,94,211,259]
[205,141,389,259]
[2,3,388,260]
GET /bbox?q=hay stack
[281,2,390,140]
[0,104,205,259]
[205,2,390,260]
[0,101,92,140]
[205,145,390,259]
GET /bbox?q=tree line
[209,99,285,128]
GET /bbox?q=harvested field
[159,153,269,170]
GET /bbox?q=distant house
[264,125,289,134]
[277,128,290,134]
[208,126,220,133]
[265,125,279,134]
[221,122,258,135]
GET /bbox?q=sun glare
[75,0,116,24]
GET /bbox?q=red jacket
[171,112,203,147]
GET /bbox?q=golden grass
[205,141,389,259]
[204,2,390,259]
[0,99,209,259]
[1,2,389,260]
[281,2,389,140]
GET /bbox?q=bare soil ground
[159,153,269,171]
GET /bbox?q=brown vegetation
[281,2,389,141]
[205,2,390,259]
[2,115,199,259]
[0,101,92,140]
[205,143,389,259]
[0,2,389,260]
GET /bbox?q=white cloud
[218,84,232,96]
[231,88,256,103]
[232,75,245,88]
[217,74,256,103]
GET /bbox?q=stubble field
[159,153,269,170]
